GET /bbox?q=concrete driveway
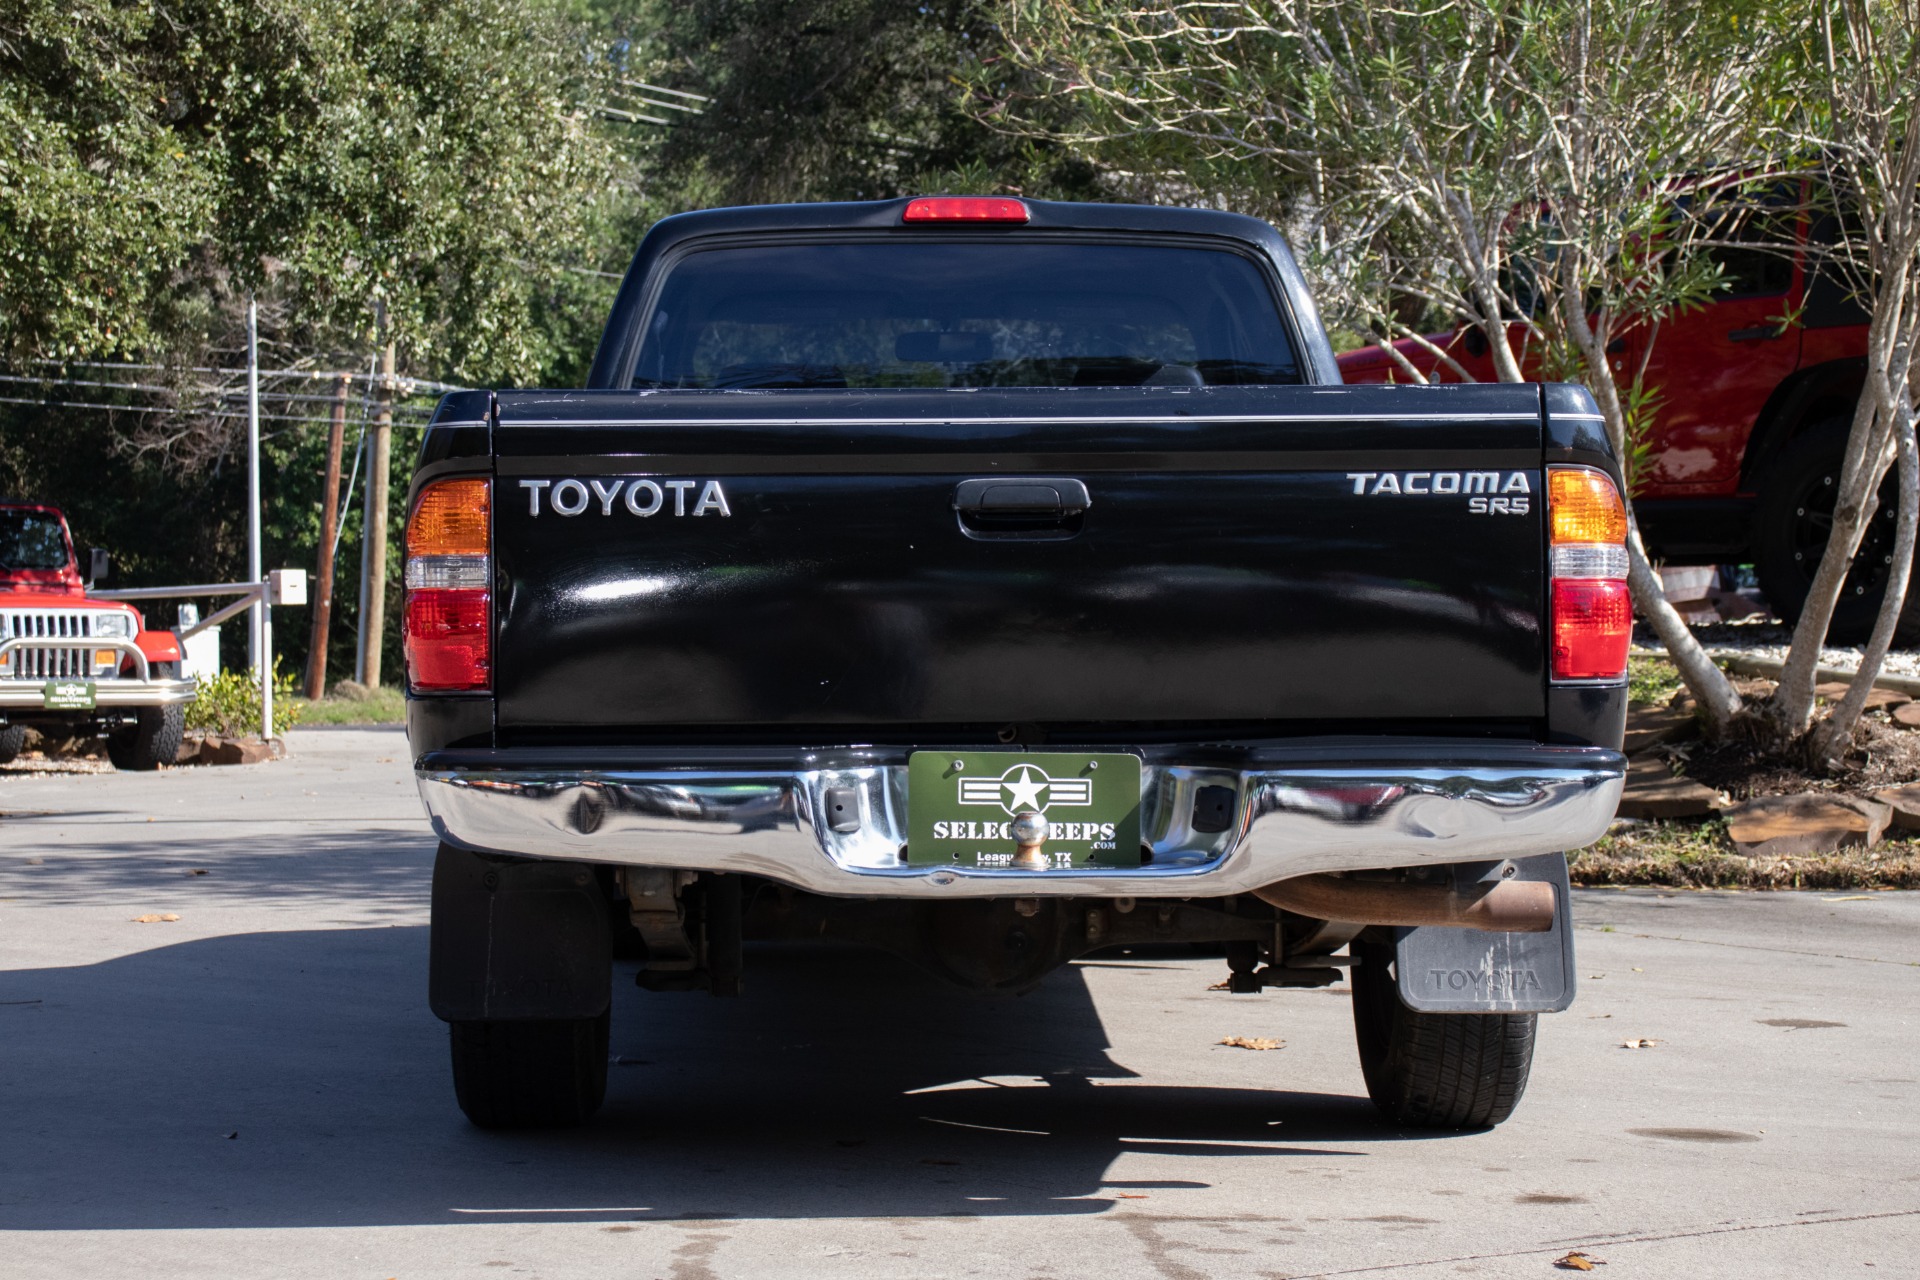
[1,727,1915,1278]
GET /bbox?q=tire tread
[449,1013,609,1129]
[1352,940,1535,1129]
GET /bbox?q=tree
[992,0,1771,727]
[2,0,620,684]
[1778,0,1920,763]
[617,0,1103,208]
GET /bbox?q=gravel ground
[1634,616,1920,678]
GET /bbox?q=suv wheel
[449,1011,610,1129]
[1754,418,1920,646]
[105,665,186,771]
[0,724,27,765]
[1350,939,1535,1129]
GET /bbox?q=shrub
[185,666,303,738]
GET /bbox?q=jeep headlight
[92,612,133,639]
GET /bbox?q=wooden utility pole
[305,373,351,700]
[357,306,395,687]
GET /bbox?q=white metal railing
[93,569,307,740]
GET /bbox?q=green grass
[1628,653,1684,705]
[1573,818,1920,889]
[292,685,407,725]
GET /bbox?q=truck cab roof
[586,197,1341,389]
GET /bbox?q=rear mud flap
[1393,853,1575,1013]
[429,843,612,1022]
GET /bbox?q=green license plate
[907,751,1143,870]
[43,679,96,710]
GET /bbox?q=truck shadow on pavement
[1,927,1444,1231]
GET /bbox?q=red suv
[0,502,195,769]
[1338,210,1900,640]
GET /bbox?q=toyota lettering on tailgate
[518,478,732,518]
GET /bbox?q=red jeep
[1337,209,1900,640]
[0,501,195,769]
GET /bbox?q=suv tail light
[1548,466,1631,681]
[404,477,491,691]
[901,196,1030,224]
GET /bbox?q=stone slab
[197,736,275,767]
[1871,782,1920,831]
[1624,704,1695,754]
[1814,680,1912,711]
[1723,792,1892,857]
[1615,754,1727,820]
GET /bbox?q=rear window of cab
[631,240,1302,390]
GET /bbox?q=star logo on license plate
[958,764,1093,816]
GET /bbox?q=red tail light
[404,477,490,691]
[1548,465,1630,682]
[1551,579,1633,679]
[902,196,1030,224]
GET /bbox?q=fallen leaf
[131,913,180,923]
[1553,1251,1605,1271]
[1207,980,1231,991]
[1620,1038,1661,1049]
[188,868,209,877]
[1115,1193,1149,1199]
[225,1131,238,1140]
[1631,967,1644,972]
[1218,1036,1284,1051]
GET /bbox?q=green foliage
[186,665,304,738]
[1628,654,1685,706]
[622,0,1104,209]
[294,684,406,725]
[0,0,613,379]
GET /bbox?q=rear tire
[1754,419,1920,646]
[0,724,27,765]
[1350,939,1535,1129]
[449,1010,610,1129]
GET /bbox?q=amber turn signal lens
[408,478,490,556]
[1548,468,1627,546]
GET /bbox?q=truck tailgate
[491,384,1546,733]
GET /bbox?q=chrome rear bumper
[416,739,1624,899]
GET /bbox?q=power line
[15,358,468,395]
[0,394,434,426]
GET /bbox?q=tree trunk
[1556,281,1744,725]
[304,374,351,701]
[1767,283,1907,737]
[1815,398,1917,765]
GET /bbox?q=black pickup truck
[405,196,1630,1131]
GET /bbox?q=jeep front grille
[2,610,98,679]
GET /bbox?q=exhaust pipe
[1253,872,1555,933]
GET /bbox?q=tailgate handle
[953,477,1090,541]
[953,478,1090,516]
